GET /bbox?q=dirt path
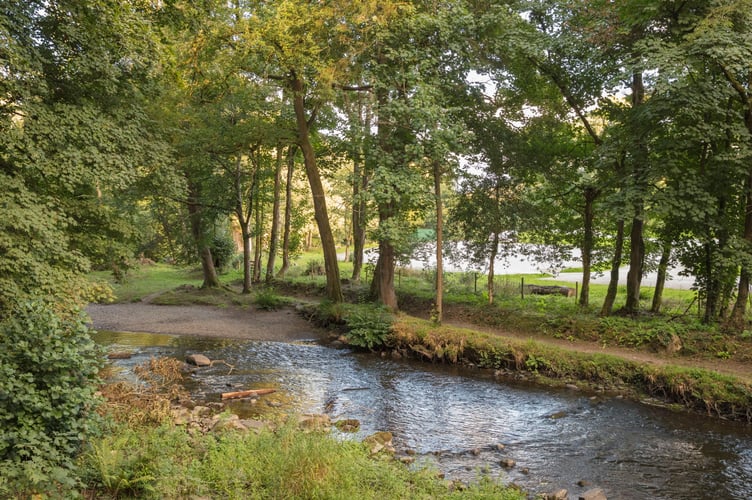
[86,303,323,342]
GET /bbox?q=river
[94,331,752,500]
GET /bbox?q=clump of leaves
[0,302,103,498]
[344,305,394,350]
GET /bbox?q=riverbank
[385,315,752,422]
[88,297,752,422]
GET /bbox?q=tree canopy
[3,0,752,322]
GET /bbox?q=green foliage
[0,302,103,497]
[0,0,169,316]
[253,288,289,311]
[344,304,395,350]
[210,234,238,272]
[304,259,326,276]
[84,433,157,498]
[82,419,524,499]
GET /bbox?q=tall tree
[244,1,402,302]
[0,0,166,313]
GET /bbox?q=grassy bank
[80,358,525,499]
[382,315,752,422]
[81,421,524,499]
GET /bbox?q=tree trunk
[234,154,255,294]
[241,230,252,293]
[291,74,342,302]
[624,217,644,313]
[351,147,367,282]
[253,191,263,283]
[187,181,220,288]
[371,238,398,310]
[704,242,720,322]
[651,242,671,313]
[351,97,371,282]
[370,83,398,310]
[624,72,647,315]
[433,160,444,324]
[265,144,283,283]
[731,111,752,325]
[580,186,597,307]
[600,219,625,316]
[277,145,296,278]
[488,233,499,304]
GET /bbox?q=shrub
[253,288,289,311]
[344,305,394,350]
[303,259,325,276]
[210,235,238,272]
[0,302,103,497]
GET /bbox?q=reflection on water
[93,331,752,500]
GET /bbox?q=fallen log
[525,285,575,297]
[221,388,276,400]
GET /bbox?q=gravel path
[86,303,322,342]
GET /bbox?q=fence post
[521,277,525,299]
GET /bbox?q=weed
[304,259,325,276]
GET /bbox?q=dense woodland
[5,1,752,495]
[3,0,752,324]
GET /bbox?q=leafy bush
[210,235,238,272]
[303,259,325,276]
[344,305,394,350]
[0,302,103,497]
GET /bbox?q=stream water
[93,331,752,500]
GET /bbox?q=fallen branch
[209,359,235,375]
[221,388,276,400]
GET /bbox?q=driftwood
[220,388,276,400]
[525,285,575,297]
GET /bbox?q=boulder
[186,354,211,367]
[211,413,247,432]
[334,419,360,432]
[546,490,568,500]
[500,458,516,468]
[238,419,269,433]
[579,488,607,500]
[298,413,331,431]
[363,431,394,455]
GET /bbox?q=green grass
[81,421,525,499]
[89,263,204,303]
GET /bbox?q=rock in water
[546,490,568,500]
[363,431,394,455]
[579,488,607,500]
[186,354,211,367]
